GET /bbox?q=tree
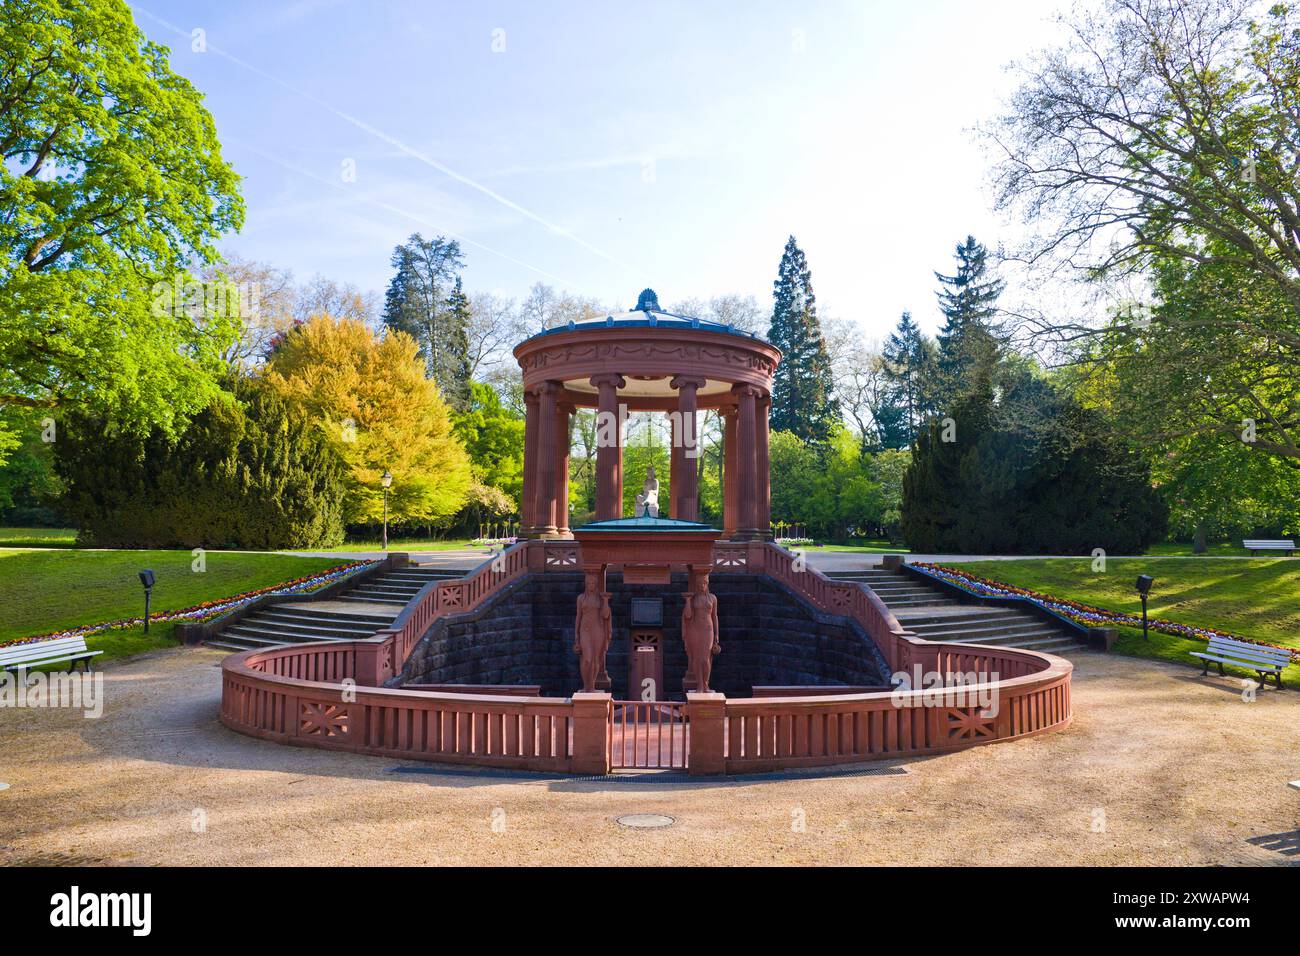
[264,316,472,528]
[0,0,244,463]
[933,236,1005,407]
[767,236,839,443]
[382,233,471,407]
[452,380,524,504]
[466,290,529,381]
[988,0,1300,465]
[54,376,347,549]
[881,311,939,444]
[835,342,910,452]
[900,373,1167,554]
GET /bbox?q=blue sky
[131,0,1067,339]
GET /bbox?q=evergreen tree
[54,376,348,550]
[881,310,938,444]
[767,236,839,443]
[933,236,1005,408]
[382,233,470,407]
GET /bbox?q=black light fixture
[138,569,156,633]
[381,469,393,551]
[1135,574,1154,641]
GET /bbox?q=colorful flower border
[913,563,1300,664]
[0,560,380,650]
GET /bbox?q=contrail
[132,4,629,269]
[240,141,583,288]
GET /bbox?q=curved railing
[219,539,1072,775]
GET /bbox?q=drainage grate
[616,813,674,829]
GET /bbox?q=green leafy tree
[54,377,347,549]
[933,236,1004,409]
[452,380,524,504]
[768,236,839,443]
[382,233,471,408]
[990,0,1300,466]
[0,0,244,462]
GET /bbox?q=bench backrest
[0,635,90,665]
[1205,635,1292,666]
[1242,538,1295,548]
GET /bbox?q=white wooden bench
[0,636,101,673]
[1242,538,1295,556]
[1190,635,1290,689]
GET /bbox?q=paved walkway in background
[1,646,1296,866]
[279,548,1272,573]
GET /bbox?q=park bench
[1242,538,1295,556]
[1190,635,1290,689]
[0,636,101,674]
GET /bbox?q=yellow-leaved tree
[264,315,472,527]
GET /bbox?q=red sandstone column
[532,381,560,537]
[521,389,539,535]
[671,375,705,522]
[570,692,612,774]
[555,401,572,536]
[685,691,726,775]
[756,390,772,540]
[591,374,625,521]
[734,384,759,539]
[668,414,680,519]
[722,407,738,536]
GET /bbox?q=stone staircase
[338,566,464,606]
[206,564,469,652]
[827,567,1080,654]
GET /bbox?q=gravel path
[2,648,1297,866]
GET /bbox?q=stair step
[909,621,1057,640]
[204,640,254,652]
[240,617,377,639]
[338,594,405,604]
[260,609,394,627]
[225,623,355,643]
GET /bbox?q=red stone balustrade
[219,539,1072,774]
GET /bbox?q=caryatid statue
[681,567,720,693]
[634,465,660,517]
[573,568,612,693]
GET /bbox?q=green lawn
[0,549,346,663]
[803,539,909,554]
[1145,541,1270,557]
[0,527,77,548]
[292,537,483,553]
[955,557,1300,683]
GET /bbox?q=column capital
[589,373,626,390]
[731,382,764,399]
[535,379,564,396]
[670,374,707,391]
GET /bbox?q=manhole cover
[616,813,674,829]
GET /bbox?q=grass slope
[955,557,1300,683]
[0,549,346,662]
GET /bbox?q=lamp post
[138,569,155,633]
[381,469,393,551]
[1135,574,1153,641]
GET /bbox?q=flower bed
[915,563,1300,663]
[0,560,377,650]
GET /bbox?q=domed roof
[519,287,770,345]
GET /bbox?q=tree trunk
[1193,520,1208,555]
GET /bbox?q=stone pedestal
[570,692,612,774]
[685,691,726,775]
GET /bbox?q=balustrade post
[686,691,727,775]
[570,692,612,774]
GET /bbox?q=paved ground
[2,647,1297,866]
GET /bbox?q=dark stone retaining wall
[396,573,890,699]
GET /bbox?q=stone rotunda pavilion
[512,289,780,539]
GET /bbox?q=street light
[138,569,155,633]
[381,469,393,551]
[1135,574,1154,641]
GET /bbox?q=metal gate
[609,701,688,769]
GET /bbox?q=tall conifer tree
[933,235,1005,407]
[767,236,838,443]
[382,233,471,407]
